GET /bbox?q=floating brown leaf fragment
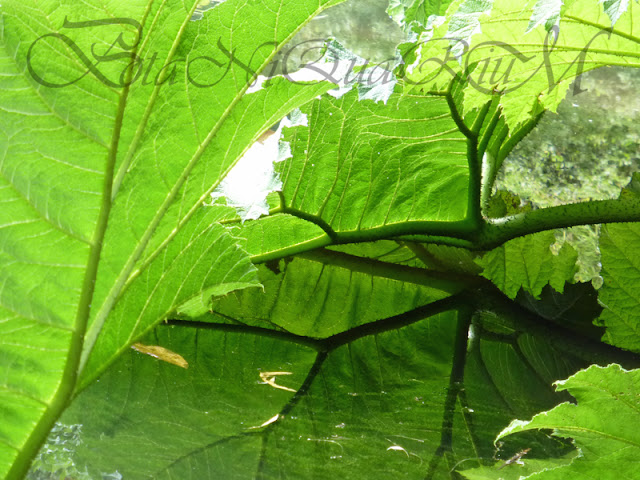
[259,371,296,392]
[131,343,189,369]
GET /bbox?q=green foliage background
[498,67,640,285]
[1,0,640,479]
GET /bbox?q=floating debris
[259,371,297,392]
[131,343,189,369]
[498,448,531,470]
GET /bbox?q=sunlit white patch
[278,39,399,103]
[191,0,225,21]
[444,1,493,61]
[209,130,283,221]
[357,69,397,103]
[247,65,332,94]
[318,40,398,103]
[526,0,562,33]
[246,75,268,94]
[287,107,308,127]
[468,323,475,341]
[406,15,447,75]
[246,65,348,95]
[209,110,307,221]
[249,40,398,103]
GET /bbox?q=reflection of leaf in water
[63,299,616,479]
[131,343,189,369]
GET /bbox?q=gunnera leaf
[488,364,640,479]
[478,231,578,299]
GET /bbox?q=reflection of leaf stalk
[154,352,329,478]
[468,334,514,416]
[167,293,467,353]
[457,380,482,465]
[255,351,329,478]
[164,279,640,478]
[425,306,474,479]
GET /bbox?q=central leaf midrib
[2,0,153,473]
[78,0,204,376]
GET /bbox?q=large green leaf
[404,0,640,128]
[596,223,640,352]
[277,87,471,235]
[77,1,343,386]
[65,326,319,479]
[479,364,640,479]
[478,231,578,299]
[5,0,640,478]
[0,0,345,476]
[234,213,328,263]
[58,298,606,479]
[189,248,460,337]
[76,206,260,391]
